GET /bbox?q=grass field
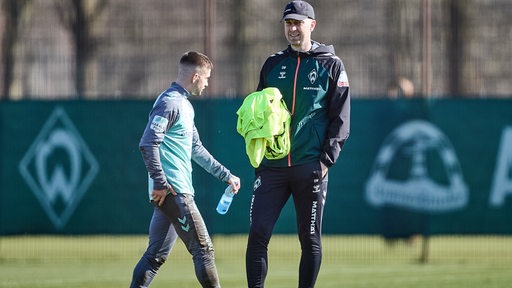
[0,235,511,287]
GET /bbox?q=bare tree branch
[53,0,109,98]
[1,0,32,99]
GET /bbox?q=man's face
[191,68,211,96]
[284,18,316,51]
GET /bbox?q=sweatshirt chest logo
[278,65,287,79]
[308,69,317,84]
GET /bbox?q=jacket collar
[286,40,335,56]
[169,82,191,98]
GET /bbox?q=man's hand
[228,176,241,194]
[151,185,176,206]
[320,162,328,178]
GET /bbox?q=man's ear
[191,72,199,84]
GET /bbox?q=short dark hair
[180,51,213,70]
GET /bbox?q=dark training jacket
[256,41,350,168]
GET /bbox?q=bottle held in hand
[216,185,235,215]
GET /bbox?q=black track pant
[246,161,328,288]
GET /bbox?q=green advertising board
[1,99,511,235]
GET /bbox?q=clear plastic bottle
[216,185,235,215]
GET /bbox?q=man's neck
[291,41,312,52]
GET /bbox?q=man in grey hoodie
[131,51,240,288]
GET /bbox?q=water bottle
[216,185,235,215]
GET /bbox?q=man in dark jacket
[245,1,350,287]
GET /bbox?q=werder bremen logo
[365,120,468,212]
[19,107,99,229]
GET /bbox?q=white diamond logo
[19,107,99,229]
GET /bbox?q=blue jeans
[130,193,220,287]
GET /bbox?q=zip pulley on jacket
[236,87,291,168]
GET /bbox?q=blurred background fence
[1,0,511,100]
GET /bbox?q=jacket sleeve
[256,64,266,91]
[256,54,275,91]
[191,125,232,183]
[320,60,351,168]
[139,98,179,190]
